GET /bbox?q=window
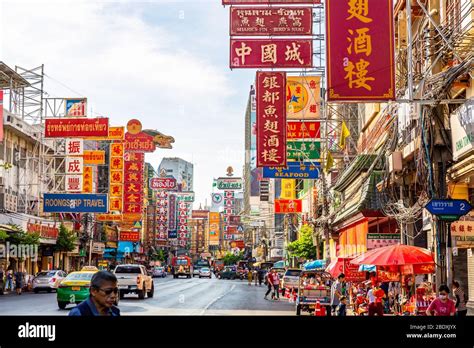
[115,266,141,274]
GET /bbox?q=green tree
[0,230,8,241]
[54,224,77,270]
[6,225,40,246]
[287,225,317,260]
[222,251,244,265]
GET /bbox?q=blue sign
[263,162,320,179]
[425,199,472,216]
[168,230,177,239]
[43,193,108,213]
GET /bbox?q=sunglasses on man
[94,287,119,296]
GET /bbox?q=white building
[158,157,194,191]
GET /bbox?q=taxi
[56,266,99,309]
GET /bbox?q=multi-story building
[158,157,194,191]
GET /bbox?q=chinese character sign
[66,157,84,174]
[83,166,93,193]
[230,7,313,36]
[256,71,287,167]
[65,139,84,156]
[326,0,395,101]
[287,76,320,119]
[109,142,124,213]
[230,39,312,68]
[156,191,168,241]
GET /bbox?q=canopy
[326,257,366,281]
[350,244,434,266]
[302,260,326,270]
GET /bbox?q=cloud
[1,0,248,206]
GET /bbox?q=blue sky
[1,0,255,207]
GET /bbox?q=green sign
[176,192,195,202]
[438,215,461,222]
[216,178,242,190]
[79,249,86,257]
[287,141,320,160]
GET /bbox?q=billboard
[230,39,312,68]
[256,71,287,167]
[83,150,106,165]
[287,121,320,139]
[65,98,87,117]
[230,7,312,36]
[45,118,109,138]
[287,76,320,120]
[65,139,84,156]
[216,177,243,190]
[263,161,320,179]
[149,177,177,190]
[287,140,320,161]
[83,166,93,193]
[168,194,177,230]
[326,0,395,101]
[119,231,140,242]
[124,119,156,153]
[275,199,303,213]
[43,193,108,213]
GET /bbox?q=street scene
[0,0,473,320]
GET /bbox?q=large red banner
[326,0,395,101]
[230,39,312,68]
[287,121,320,139]
[274,199,303,213]
[119,231,140,242]
[256,71,287,167]
[45,118,109,138]
[230,7,312,36]
[224,0,320,4]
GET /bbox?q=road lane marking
[200,284,235,315]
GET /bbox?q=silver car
[32,270,67,293]
[199,267,211,279]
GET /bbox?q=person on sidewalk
[272,269,281,300]
[426,284,456,316]
[330,273,345,316]
[254,269,258,286]
[14,267,24,295]
[337,296,347,316]
[367,284,385,316]
[69,271,120,316]
[258,268,264,286]
[5,269,14,292]
[247,268,253,286]
[264,270,274,300]
[452,281,468,317]
[0,266,4,295]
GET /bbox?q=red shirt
[267,272,274,284]
[427,298,456,316]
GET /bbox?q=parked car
[192,267,201,278]
[281,268,302,294]
[199,267,212,279]
[152,266,167,278]
[33,270,67,293]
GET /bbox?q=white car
[193,267,201,277]
[199,267,212,278]
[282,269,301,291]
[33,270,67,293]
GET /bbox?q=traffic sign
[425,199,472,217]
[237,225,244,233]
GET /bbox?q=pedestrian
[5,269,14,292]
[0,265,4,295]
[337,296,347,316]
[247,268,253,286]
[330,273,345,316]
[14,267,24,295]
[272,269,280,300]
[69,271,120,316]
[264,270,274,300]
[367,283,385,316]
[426,284,456,316]
[452,281,468,317]
[258,268,264,286]
[254,269,258,286]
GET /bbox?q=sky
[0,0,255,208]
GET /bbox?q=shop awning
[302,259,326,270]
[332,171,384,226]
[333,154,380,192]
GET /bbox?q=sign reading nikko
[216,178,243,190]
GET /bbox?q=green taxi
[57,267,98,309]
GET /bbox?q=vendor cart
[295,270,332,316]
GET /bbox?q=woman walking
[14,267,24,295]
[452,281,468,317]
[426,285,456,316]
[247,268,253,286]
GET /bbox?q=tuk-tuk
[295,270,332,316]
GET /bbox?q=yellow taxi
[56,266,99,309]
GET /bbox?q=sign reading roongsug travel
[216,177,243,190]
[43,193,108,213]
[230,7,313,36]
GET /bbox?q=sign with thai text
[263,161,320,179]
[45,118,109,138]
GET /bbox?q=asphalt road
[0,275,295,315]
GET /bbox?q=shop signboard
[65,98,87,117]
[150,177,177,190]
[230,7,312,36]
[45,118,109,138]
[256,71,287,167]
[274,199,303,213]
[326,0,395,101]
[119,231,140,242]
[263,161,320,179]
[216,177,243,190]
[43,193,108,213]
[287,141,320,161]
[450,98,473,161]
[65,139,84,156]
[83,150,106,165]
[230,39,312,68]
[192,210,209,219]
[26,221,59,240]
[287,76,320,120]
[66,157,84,174]
[97,214,122,222]
[366,233,400,250]
[451,219,474,248]
[65,175,83,192]
[287,121,320,139]
[176,192,195,202]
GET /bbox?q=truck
[114,264,154,299]
[172,256,193,278]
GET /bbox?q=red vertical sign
[326,0,395,101]
[256,71,287,167]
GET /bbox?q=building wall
[158,158,194,191]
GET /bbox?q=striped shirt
[453,287,467,311]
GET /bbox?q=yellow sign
[109,197,123,212]
[96,214,123,222]
[110,184,123,198]
[83,166,93,193]
[209,212,220,246]
[287,76,320,120]
[88,126,125,140]
[83,150,105,165]
[110,170,124,184]
[280,179,296,199]
[122,213,142,222]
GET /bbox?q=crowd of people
[0,265,28,295]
